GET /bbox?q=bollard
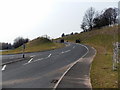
[22,44,25,58]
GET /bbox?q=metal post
[22,44,25,58]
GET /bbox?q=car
[60,39,64,43]
[76,39,80,43]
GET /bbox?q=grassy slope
[61,26,119,88]
[2,37,64,55]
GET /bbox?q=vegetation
[0,37,29,50]
[13,37,29,48]
[2,37,64,55]
[0,42,12,50]
[59,25,119,88]
[81,7,118,32]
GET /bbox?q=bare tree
[81,7,95,31]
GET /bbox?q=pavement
[1,42,96,89]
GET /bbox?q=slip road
[2,42,89,88]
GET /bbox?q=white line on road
[65,50,71,53]
[48,54,52,58]
[2,65,6,71]
[73,46,75,49]
[34,58,44,62]
[23,54,52,65]
[65,43,70,47]
[61,50,71,54]
[30,55,36,58]
[23,58,34,65]
[53,44,89,90]
[28,58,33,63]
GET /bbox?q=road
[2,42,91,88]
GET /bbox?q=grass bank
[61,26,119,88]
[2,37,64,55]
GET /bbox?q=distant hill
[2,37,64,55]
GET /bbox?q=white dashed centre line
[61,50,71,54]
[2,65,6,71]
[73,46,75,49]
[48,54,52,58]
[23,54,52,65]
[28,58,33,63]
[30,55,36,58]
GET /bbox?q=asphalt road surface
[2,42,90,88]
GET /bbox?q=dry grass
[2,37,64,55]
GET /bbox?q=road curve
[2,42,90,88]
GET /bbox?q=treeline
[0,43,12,50]
[0,37,29,50]
[81,7,119,32]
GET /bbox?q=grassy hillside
[2,37,64,55]
[61,26,119,88]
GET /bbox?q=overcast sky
[0,0,119,44]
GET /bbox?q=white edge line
[53,44,89,90]
[2,65,6,71]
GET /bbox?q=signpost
[22,44,25,58]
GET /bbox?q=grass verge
[60,26,118,88]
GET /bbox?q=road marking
[61,50,71,54]
[65,43,70,47]
[30,55,36,58]
[23,58,33,65]
[73,46,75,49]
[28,58,33,63]
[34,58,44,62]
[2,65,6,71]
[48,54,52,58]
[53,44,89,90]
[65,50,71,53]
[61,51,64,54]
[23,54,51,65]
